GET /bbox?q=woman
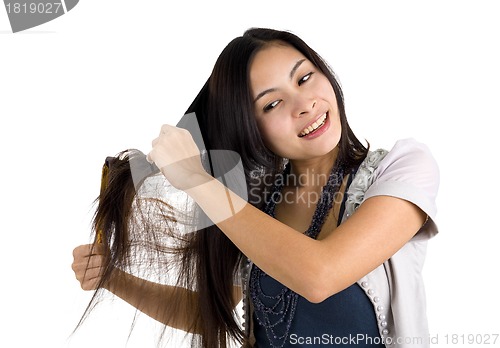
[72,28,439,347]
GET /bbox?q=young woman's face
[250,43,342,161]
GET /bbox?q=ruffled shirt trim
[344,149,389,218]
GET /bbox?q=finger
[89,243,107,255]
[146,149,155,165]
[80,267,103,281]
[160,124,175,135]
[73,244,91,258]
[72,260,105,275]
[76,262,106,281]
[83,255,107,269]
[72,252,107,268]
[73,244,107,258]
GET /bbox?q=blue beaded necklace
[249,160,346,348]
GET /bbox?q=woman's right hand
[72,244,109,291]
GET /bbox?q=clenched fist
[147,124,210,191]
[72,244,109,291]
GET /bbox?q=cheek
[317,75,338,104]
[256,119,285,151]
[256,120,274,144]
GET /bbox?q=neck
[288,147,339,189]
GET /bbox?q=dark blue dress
[251,170,385,347]
[252,273,385,347]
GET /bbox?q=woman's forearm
[104,267,201,333]
[185,173,425,304]
[185,173,322,301]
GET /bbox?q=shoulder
[346,138,440,222]
[373,138,439,185]
[379,138,438,170]
[372,138,439,188]
[345,138,441,242]
[365,138,440,219]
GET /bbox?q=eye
[263,99,281,112]
[298,72,314,86]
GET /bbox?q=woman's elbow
[303,288,329,304]
[300,268,340,304]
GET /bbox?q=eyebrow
[289,58,306,80]
[253,58,307,103]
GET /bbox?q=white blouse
[345,138,440,348]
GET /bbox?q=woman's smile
[298,111,330,138]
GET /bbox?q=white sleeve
[364,138,440,241]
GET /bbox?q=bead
[382,329,389,335]
[377,306,384,311]
[368,289,375,295]
[361,281,369,288]
[373,296,380,302]
[381,321,387,327]
[379,314,386,320]
[248,162,347,348]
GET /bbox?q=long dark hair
[77,28,369,348]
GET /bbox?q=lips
[298,112,328,137]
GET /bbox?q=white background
[1,1,499,347]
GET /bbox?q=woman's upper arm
[318,195,427,297]
[314,139,440,300]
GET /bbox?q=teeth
[300,113,327,137]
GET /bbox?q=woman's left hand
[147,124,209,191]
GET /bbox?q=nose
[293,96,317,118]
